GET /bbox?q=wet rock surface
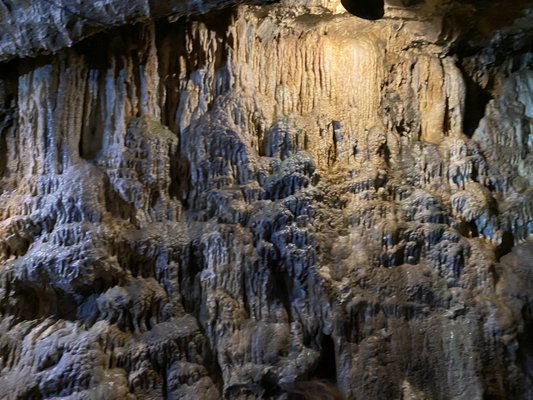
[0,1,532,399]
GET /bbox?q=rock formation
[0,0,532,399]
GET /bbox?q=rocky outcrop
[0,1,532,399]
[0,0,250,62]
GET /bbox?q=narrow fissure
[460,66,493,137]
[314,334,337,382]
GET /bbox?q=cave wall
[0,1,532,399]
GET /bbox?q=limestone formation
[0,0,532,399]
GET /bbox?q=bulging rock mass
[0,0,532,399]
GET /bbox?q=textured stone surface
[0,0,532,399]
[0,0,251,62]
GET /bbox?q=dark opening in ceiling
[341,0,385,19]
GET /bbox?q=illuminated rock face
[0,1,532,399]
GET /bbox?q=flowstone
[0,1,532,399]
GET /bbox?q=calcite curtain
[0,0,532,399]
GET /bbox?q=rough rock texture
[0,0,532,399]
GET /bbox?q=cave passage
[340,0,384,20]
[315,334,338,382]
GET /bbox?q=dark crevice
[178,244,204,316]
[54,288,79,321]
[461,67,493,137]
[0,127,9,178]
[168,138,185,200]
[114,242,157,279]
[314,334,337,382]
[0,61,18,178]
[79,103,103,160]
[241,269,251,317]
[467,221,479,238]
[155,20,185,135]
[341,0,384,20]
[0,120,7,176]
[21,386,44,400]
[517,305,533,383]
[150,189,160,209]
[5,283,79,322]
[443,96,451,135]
[496,231,514,260]
[270,266,294,322]
[261,371,284,398]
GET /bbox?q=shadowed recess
[340,0,384,19]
